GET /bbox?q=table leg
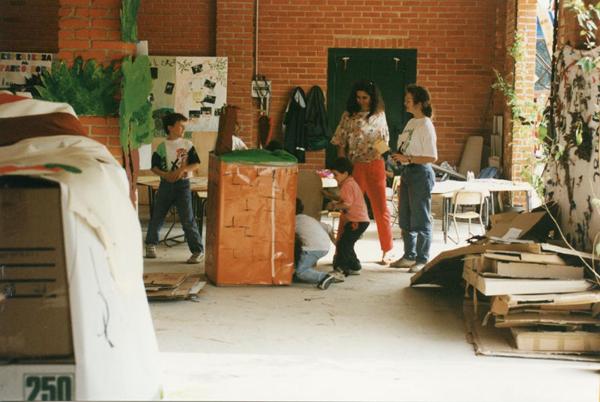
[526,190,531,212]
[443,197,448,244]
[148,186,154,220]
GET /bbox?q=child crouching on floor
[329,157,370,276]
[295,198,344,290]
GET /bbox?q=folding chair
[386,176,401,225]
[447,190,486,244]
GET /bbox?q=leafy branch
[565,0,600,71]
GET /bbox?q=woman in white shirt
[390,85,438,273]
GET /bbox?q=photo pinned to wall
[0,52,53,92]
[150,67,158,79]
[202,95,216,104]
[191,64,203,74]
[189,110,202,118]
[201,107,212,115]
[164,82,175,94]
[204,79,216,89]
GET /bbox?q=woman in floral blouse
[331,80,393,264]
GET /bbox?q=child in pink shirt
[328,157,370,276]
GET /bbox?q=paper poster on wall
[0,52,53,89]
[148,56,227,134]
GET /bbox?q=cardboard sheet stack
[411,208,600,359]
[143,272,206,300]
[462,245,600,355]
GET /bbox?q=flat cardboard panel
[496,312,600,328]
[483,251,566,265]
[511,327,600,352]
[494,261,584,280]
[463,268,593,296]
[410,242,542,287]
[486,211,547,240]
[205,154,296,285]
[0,185,73,359]
[491,291,600,315]
[464,301,600,361]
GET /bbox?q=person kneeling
[295,198,343,290]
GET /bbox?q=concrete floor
[143,214,600,401]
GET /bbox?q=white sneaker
[328,270,345,283]
[145,245,157,258]
[389,257,416,269]
[409,263,426,273]
[187,252,204,264]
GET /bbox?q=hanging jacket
[304,85,331,151]
[282,87,306,163]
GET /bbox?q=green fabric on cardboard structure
[219,149,297,165]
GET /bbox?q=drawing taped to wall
[149,56,227,133]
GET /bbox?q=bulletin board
[148,56,227,134]
[0,52,53,89]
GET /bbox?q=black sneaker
[317,274,335,290]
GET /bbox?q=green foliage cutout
[35,57,120,116]
[120,55,154,150]
[121,0,141,42]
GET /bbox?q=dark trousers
[334,221,369,272]
[145,179,203,254]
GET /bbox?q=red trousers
[351,159,393,252]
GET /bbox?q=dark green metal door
[326,48,417,166]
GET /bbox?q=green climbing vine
[121,0,141,42]
[565,1,600,71]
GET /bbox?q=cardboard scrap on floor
[463,301,600,362]
[412,209,600,359]
[143,272,206,300]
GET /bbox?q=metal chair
[447,190,485,244]
[386,176,401,225]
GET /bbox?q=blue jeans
[295,249,328,284]
[398,164,435,263]
[145,179,203,254]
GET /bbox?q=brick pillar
[216,0,256,148]
[503,0,537,189]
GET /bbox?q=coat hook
[342,57,350,71]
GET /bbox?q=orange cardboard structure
[205,154,297,285]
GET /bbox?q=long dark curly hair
[345,80,385,119]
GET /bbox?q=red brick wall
[79,116,123,162]
[0,0,59,53]
[57,0,135,66]
[217,0,508,169]
[501,0,537,183]
[57,0,135,163]
[138,0,216,56]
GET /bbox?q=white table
[431,179,534,243]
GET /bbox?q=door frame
[327,48,418,150]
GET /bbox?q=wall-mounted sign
[0,52,53,89]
